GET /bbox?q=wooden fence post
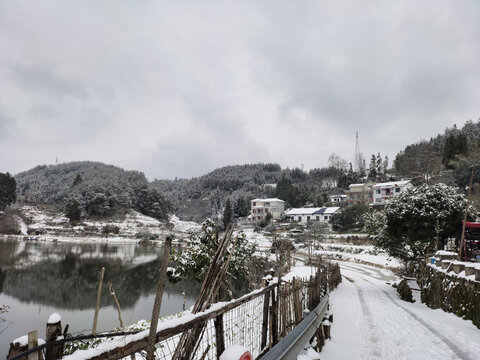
[92,267,105,334]
[46,314,63,360]
[261,289,270,349]
[214,314,225,359]
[146,236,172,360]
[270,286,278,345]
[27,331,41,360]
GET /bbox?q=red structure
[463,221,480,262]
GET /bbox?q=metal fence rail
[259,293,329,360]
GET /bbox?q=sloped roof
[373,180,412,188]
[250,198,285,203]
[323,207,340,214]
[284,208,321,215]
[285,207,340,216]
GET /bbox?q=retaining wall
[416,262,480,328]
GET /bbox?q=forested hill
[13,161,348,222]
[394,119,480,188]
[15,161,169,220]
[151,163,348,221]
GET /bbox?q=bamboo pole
[92,267,105,334]
[459,165,475,262]
[108,283,124,328]
[146,236,173,360]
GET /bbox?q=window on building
[316,216,320,220]
[376,189,381,194]
[253,202,256,206]
[307,216,310,221]
[298,216,302,221]
[395,187,400,193]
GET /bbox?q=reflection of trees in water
[0,268,5,293]
[2,253,203,310]
[1,247,250,310]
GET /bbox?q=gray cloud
[0,0,479,179]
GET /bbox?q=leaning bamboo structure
[171,223,236,360]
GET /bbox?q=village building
[330,194,347,205]
[345,181,375,204]
[284,207,340,223]
[372,180,414,205]
[250,198,285,222]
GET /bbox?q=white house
[373,180,414,205]
[284,207,340,223]
[250,198,285,222]
[330,194,347,205]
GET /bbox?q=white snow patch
[220,345,250,360]
[12,335,46,346]
[47,312,61,324]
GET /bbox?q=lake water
[0,238,207,358]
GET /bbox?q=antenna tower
[355,131,361,172]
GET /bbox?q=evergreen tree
[65,197,82,221]
[370,184,473,262]
[383,156,389,173]
[368,155,377,180]
[376,152,383,174]
[234,197,249,218]
[72,174,83,187]
[223,198,233,227]
[0,173,16,211]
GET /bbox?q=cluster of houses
[250,197,340,224]
[250,180,414,224]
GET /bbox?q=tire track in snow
[351,274,472,360]
[343,276,382,359]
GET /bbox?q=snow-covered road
[321,262,480,360]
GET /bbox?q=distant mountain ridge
[15,162,347,222]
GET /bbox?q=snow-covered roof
[331,194,347,198]
[251,198,285,203]
[323,207,340,214]
[373,180,412,188]
[285,207,340,216]
[284,208,322,215]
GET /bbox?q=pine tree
[376,152,383,174]
[368,155,377,180]
[65,197,82,221]
[0,173,16,211]
[234,197,249,218]
[223,198,233,228]
[383,156,389,173]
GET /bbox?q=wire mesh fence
[9,261,342,360]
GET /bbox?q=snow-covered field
[10,205,201,243]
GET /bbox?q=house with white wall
[372,180,413,205]
[284,207,340,223]
[330,194,347,205]
[250,198,285,222]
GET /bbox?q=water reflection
[0,237,250,359]
[0,239,202,310]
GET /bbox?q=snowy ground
[9,205,201,243]
[321,262,480,360]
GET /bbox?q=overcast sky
[1,1,479,180]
